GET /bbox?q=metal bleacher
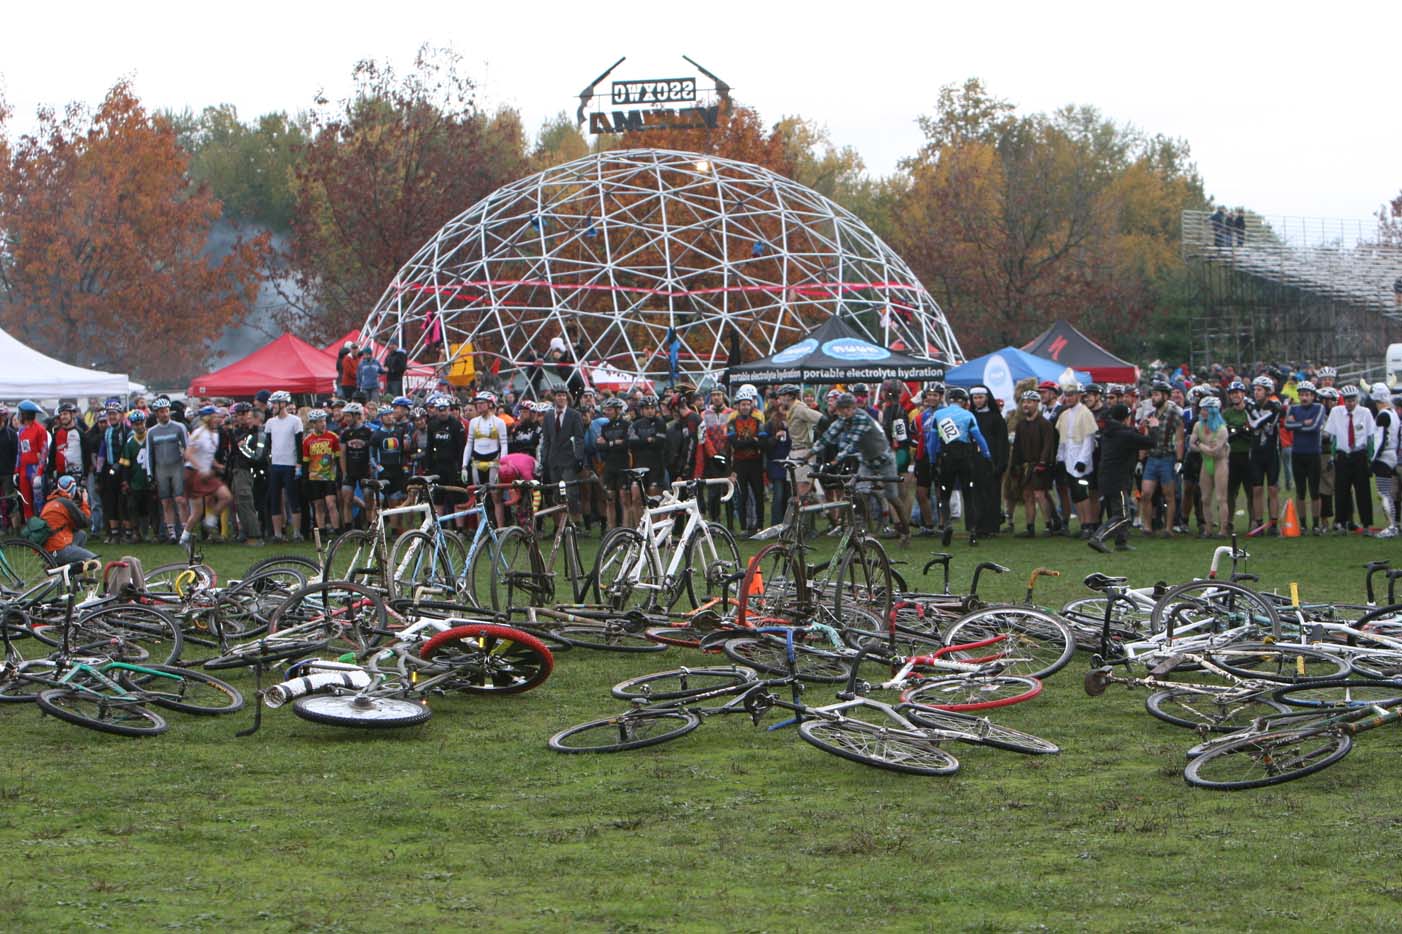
[1182,210,1402,319]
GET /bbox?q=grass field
[4,528,1402,932]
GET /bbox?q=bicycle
[487,478,591,610]
[593,474,740,612]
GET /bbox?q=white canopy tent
[0,326,131,399]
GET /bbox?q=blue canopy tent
[944,347,1091,411]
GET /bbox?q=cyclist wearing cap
[1246,376,1283,535]
[924,388,989,546]
[94,405,131,544]
[1284,381,1326,533]
[301,410,342,536]
[777,384,821,494]
[463,392,509,528]
[1325,385,1375,533]
[49,402,89,485]
[145,399,189,542]
[1139,380,1184,539]
[264,391,304,543]
[509,401,544,457]
[1010,389,1058,537]
[424,394,468,526]
[339,403,376,531]
[1190,396,1231,537]
[596,398,632,528]
[815,391,911,545]
[726,388,768,533]
[371,400,411,517]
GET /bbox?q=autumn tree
[0,81,268,381]
[617,104,794,177]
[282,45,531,341]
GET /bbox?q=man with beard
[1009,390,1058,537]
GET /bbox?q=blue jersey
[925,405,990,461]
[1285,403,1325,456]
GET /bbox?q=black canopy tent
[725,317,946,385]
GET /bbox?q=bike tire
[683,522,741,611]
[267,580,387,653]
[36,687,168,736]
[593,528,663,612]
[611,666,758,701]
[798,717,960,775]
[900,674,1043,711]
[903,705,1060,755]
[32,604,184,666]
[1270,678,1402,709]
[246,554,321,579]
[1205,643,1352,684]
[548,709,701,753]
[940,606,1075,680]
[389,530,460,604]
[556,625,669,653]
[142,561,218,597]
[735,542,804,629]
[291,693,431,728]
[1183,727,1352,789]
[419,623,554,694]
[0,659,57,703]
[117,664,244,715]
[720,635,849,683]
[323,530,379,588]
[0,538,55,592]
[1144,688,1290,732]
[832,536,893,636]
[201,638,330,670]
[1151,579,1280,641]
[493,526,549,610]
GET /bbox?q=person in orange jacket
[42,474,96,565]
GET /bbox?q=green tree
[171,105,308,231]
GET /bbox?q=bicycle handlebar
[671,477,735,503]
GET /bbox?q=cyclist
[926,387,990,547]
[699,389,732,525]
[301,409,341,536]
[1054,382,1097,538]
[93,403,130,544]
[1138,379,1184,538]
[339,402,375,531]
[597,397,631,528]
[118,409,156,542]
[425,394,467,529]
[464,392,509,528]
[1089,403,1154,554]
[726,386,768,533]
[815,391,911,545]
[228,402,266,545]
[374,397,413,517]
[41,474,95,566]
[1246,375,1283,535]
[1010,389,1057,537]
[1325,384,1375,533]
[1372,390,1402,538]
[627,394,669,513]
[179,406,233,547]
[145,397,188,542]
[263,391,304,543]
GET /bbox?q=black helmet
[1151,380,1172,394]
[1084,383,1104,395]
[947,387,969,402]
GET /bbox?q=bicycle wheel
[36,687,168,736]
[0,539,54,592]
[594,528,663,612]
[1151,579,1280,640]
[940,606,1075,680]
[1144,688,1289,732]
[556,523,591,604]
[798,717,960,775]
[1183,727,1352,789]
[556,624,669,653]
[0,659,57,702]
[246,554,321,579]
[832,536,893,633]
[1205,643,1351,684]
[492,526,549,610]
[323,530,379,587]
[735,542,805,629]
[292,693,431,728]
[900,674,1043,711]
[201,636,331,670]
[683,522,741,611]
[419,623,554,694]
[721,635,849,683]
[268,580,387,653]
[117,664,244,715]
[389,530,461,604]
[215,568,305,639]
[548,709,701,753]
[143,562,218,597]
[32,604,184,666]
[903,705,1060,755]
[1270,679,1402,709]
[611,666,758,701]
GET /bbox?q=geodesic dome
[361,148,960,389]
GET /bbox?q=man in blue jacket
[925,387,991,547]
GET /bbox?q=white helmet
[343,402,364,416]
[1251,375,1274,390]
[1372,382,1390,403]
[1318,366,1337,379]
[1199,395,1221,409]
[269,390,292,404]
[734,385,759,403]
[307,408,327,422]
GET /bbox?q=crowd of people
[3,343,1396,567]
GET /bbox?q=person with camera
[40,474,95,566]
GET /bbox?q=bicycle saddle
[408,474,440,485]
[622,468,651,477]
[1083,572,1128,592]
[362,479,389,490]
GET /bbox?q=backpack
[22,516,53,548]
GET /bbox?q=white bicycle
[593,473,739,612]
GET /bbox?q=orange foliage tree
[0,81,268,381]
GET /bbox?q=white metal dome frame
[361,148,960,387]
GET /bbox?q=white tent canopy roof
[0,326,130,399]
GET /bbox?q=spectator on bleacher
[1210,206,1229,247]
[1232,209,1246,246]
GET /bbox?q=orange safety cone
[747,568,765,597]
[1280,498,1301,538]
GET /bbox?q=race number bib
[937,418,961,443]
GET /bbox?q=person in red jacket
[42,474,95,565]
[15,400,49,520]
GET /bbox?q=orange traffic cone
[1280,498,1301,538]
[747,568,765,596]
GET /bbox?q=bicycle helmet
[927,382,945,393]
[197,404,217,418]
[834,392,857,407]
[530,401,554,413]
[392,396,413,408]
[410,406,426,419]
[1085,383,1104,395]
[268,390,292,404]
[343,402,364,416]
[1340,384,1361,399]
[947,387,969,402]
[151,397,172,410]
[1199,395,1222,410]
[307,408,327,422]
[1296,380,1317,394]
[1060,380,1082,394]
[777,384,801,397]
[17,400,39,415]
[851,383,870,396]
[1318,366,1337,379]
[825,389,841,399]
[1251,375,1274,390]
[1037,380,1058,392]
[232,402,252,414]
[1318,387,1339,401]
[1372,382,1390,403]
[639,395,659,407]
[472,393,492,404]
[1151,380,1173,394]
[733,385,759,403]
[1020,390,1041,402]
[57,401,78,414]
[602,397,624,411]
[1227,380,1247,393]
[128,409,146,423]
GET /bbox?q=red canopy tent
[1022,319,1139,385]
[188,334,338,397]
[323,329,437,389]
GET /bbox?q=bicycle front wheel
[832,536,893,632]
[492,526,549,610]
[1183,728,1352,789]
[33,605,184,666]
[594,529,663,612]
[941,606,1075,680]
[292,694,431,728]
[390,530,462,604]
[798,718,959,775]
[548,709,701,753]
[721,635,850,683]
[118,664,244,715]
[901,674,1043,711]
[1204,643,1351,684]
[683,522,741,611]
[36,688,168,736]
[611,666,758,702]
[1144,688,1288,732]
[903,706,1060,755]
[323,530,379,588]
[0,538,54,592]
[419,623,554,694]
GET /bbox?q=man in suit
[540,386,586,523]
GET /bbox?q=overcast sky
[3,1,1398,223]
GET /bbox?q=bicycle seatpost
[1365,560,1391,606]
